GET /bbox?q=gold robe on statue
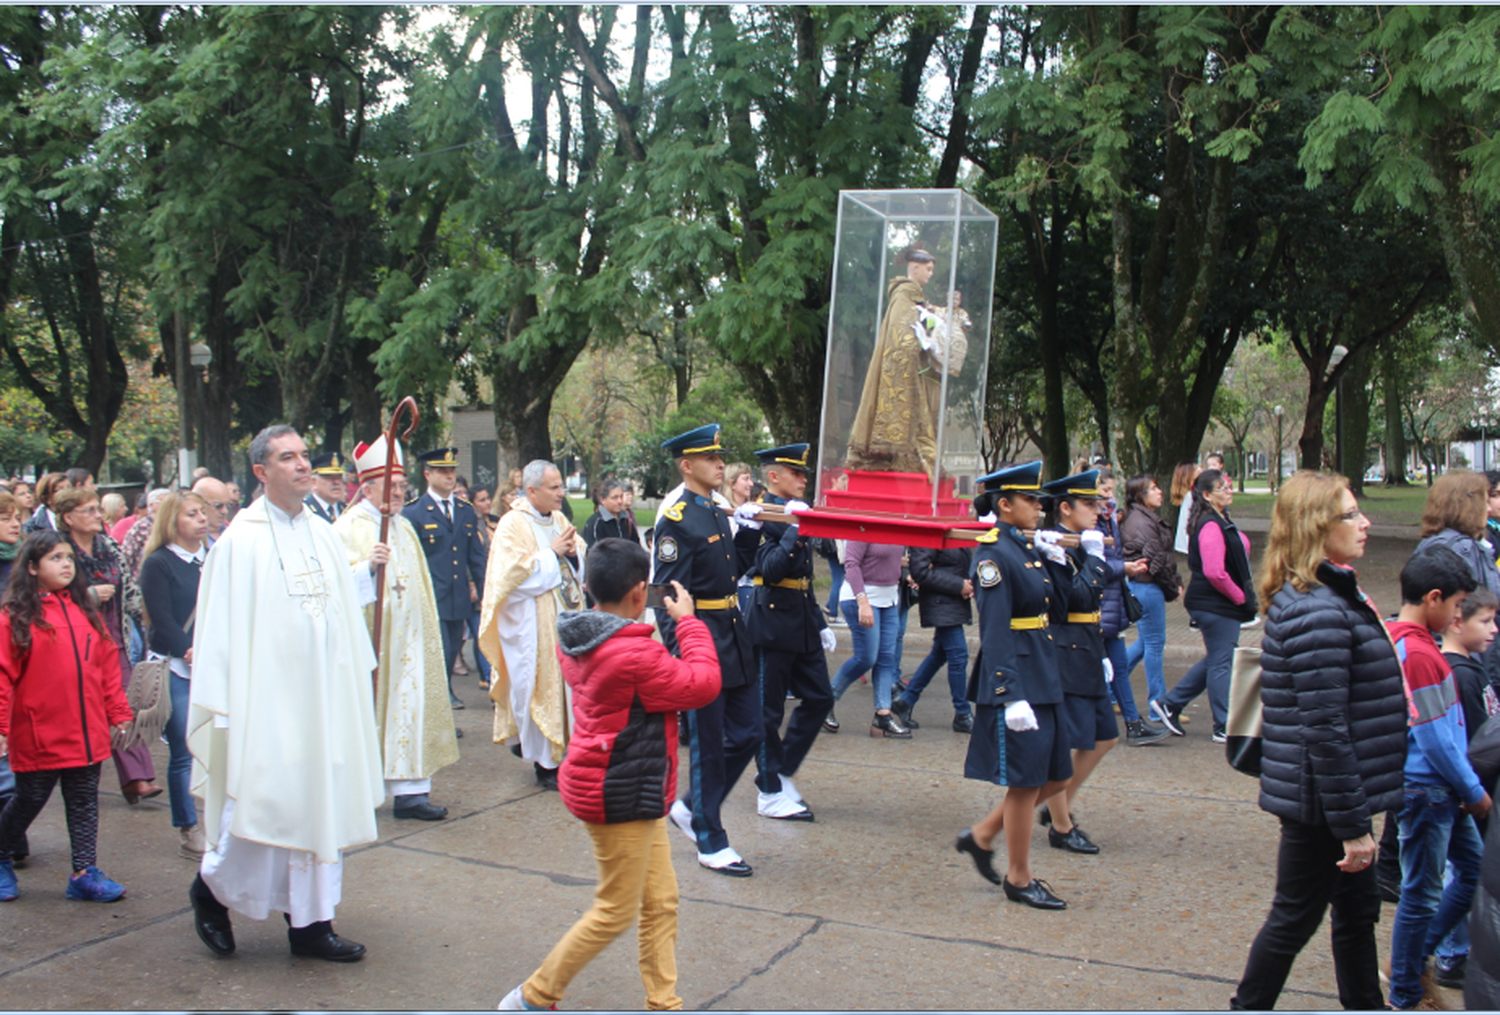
[333,502,460,783]
[477,499,567,764]
[846,276,965,478]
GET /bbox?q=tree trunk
[1381,345,1410,486]
[1298,387,1333,472]
[1341,343,1375,494]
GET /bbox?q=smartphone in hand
[646,583,674,610]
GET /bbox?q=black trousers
[0,763,102,870]
[1232,817,1384,1010]
[437,617,467,685]
[754,646,833,796]
[681,679,763,855]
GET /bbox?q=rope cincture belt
[695,597,736,611]
[753,577,812,590]
[1010,615,1050,630]
[1067,612,1102,624]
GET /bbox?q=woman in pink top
[1148,469,1258,741]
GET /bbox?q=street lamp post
[1273,404,1284,493]
[1329,344,1349,474]
[189,342,212,473]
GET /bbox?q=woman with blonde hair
[1230,471,1406,1008]
[99,493,128,534]
[722,464,755,511]
[137,491,211,859]
[1414,470,1500,597]
[1171,460,1202,554]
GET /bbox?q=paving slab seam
[696,916,827,1010]
[0,904,191,982]
[343,788,554,857]
[382,839,596,886]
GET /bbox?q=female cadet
[1034,471,1115,855]
[953,462,1073,910]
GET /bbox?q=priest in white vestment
[334,437,460,821]
[186,424,384,963]
[478,460,579,791]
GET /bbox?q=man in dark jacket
[892,544,974,733]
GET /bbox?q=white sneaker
[757,791,813,821]
[1240,615,1262,629]
[497,985,526,1010]
[178,824,207,861]
[668,799,695,842]
[778,774,803,803]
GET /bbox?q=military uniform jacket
[653,488,754,689]
[402,492,488,621]
[967,523,1062,708]
[304,494,341,524]
[738,493,827,652]
[1049,542,1108,698]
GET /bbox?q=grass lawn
[1228,483,1430,528]
[567,497,657,530]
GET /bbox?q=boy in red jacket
[499,537,721,1012]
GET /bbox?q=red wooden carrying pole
[371,396,419,696]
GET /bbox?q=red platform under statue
[796,470,988,550]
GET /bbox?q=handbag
[1123,585,1144,624]
[1224,645,1264,776]
[115,608,195,753]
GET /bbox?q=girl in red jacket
[499,537,721,1012]
[0,532,134,902]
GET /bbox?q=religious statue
[845,246,969,479]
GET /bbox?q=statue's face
[909,259,935,285]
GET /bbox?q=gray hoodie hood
[557,609,634,657]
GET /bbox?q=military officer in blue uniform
[1034,470,1115,856]
[733,443,836,824]
[952,461,1074,910]
[305,452,347,523]
[403,446,488,709]
[653,424,761,877]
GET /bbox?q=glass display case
[816,189,998,521]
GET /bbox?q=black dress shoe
[822,708,839,733]
[288,920,366,962]
[700,857,754,878]
[189,874,235,955]
[1003,877,1067,910]
[393,801,449,821]
[534,763,559,791]
[510,743,523,758]
[954,829,1002,885]
[951,712,974,734]
[890,698,920,729]
[1037,804,1052,827]
[1048,825,1100,854]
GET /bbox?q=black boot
[288,919,366,962]
[534,763,559,791]
[189,874,235,955]
[869,711,911,739]
[890,697,920,729]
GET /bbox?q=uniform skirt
[964,702,1073,788]
[1060,692,1119,751]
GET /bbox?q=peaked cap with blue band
[662,423,723,458]
[1040,468,1101,500]
[416,447,460,469]
[310,451,346,476]
[977,460,1043,495]
[754,443,811,474]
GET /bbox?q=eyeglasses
[1338,508,1365,522]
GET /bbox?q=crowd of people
[6,435,1500,1010]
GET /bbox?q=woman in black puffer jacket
[1230,472,1407,1010]
[890,545,974,733]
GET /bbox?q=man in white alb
[477,460,579,791]
[186,424,385,963]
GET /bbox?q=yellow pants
[524,817,682,1011]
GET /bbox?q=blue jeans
[898,625,971,717]
[1162,608,1240,732]
[1389,783,1485,1008]
[466,609,491,683]
[823,558,845,616]
[1104,635,1141,723]
[1124,580,1168,705]
[164,673,196,828]
[832,599,900,711]
[893,600,911,685]
[1434,860,1471,964]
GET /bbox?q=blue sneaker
[0,859,16,901]
[65,866,125,902]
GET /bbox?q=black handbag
[1123,585,1144,624]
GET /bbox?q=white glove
[1033,530,1067,565]
[733,502,763,530]
[820,627,837,653]
[1005,700,1039,732]
[783,499,810,515]
[1102,658,1114,683]
[1080,530,1106,560]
